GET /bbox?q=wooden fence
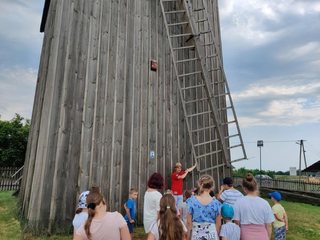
[233,176,320,193]
[0,167,23,191]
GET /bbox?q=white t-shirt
[72,211,88,230]
[220,222,240,240]
[220,189,243,206]
[233,196,274,224]
[149,220,187,240]
[143,191,162,233]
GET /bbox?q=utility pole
[297,139,307,180]
[257,140,264,186]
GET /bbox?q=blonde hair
[198,175,214,193]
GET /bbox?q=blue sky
[0,0,319,171]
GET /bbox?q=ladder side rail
[182,0,231,166]
[196,0,247,161]
[159,0,199,167]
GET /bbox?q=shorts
[127,221,134,233]
[274,226,286,240]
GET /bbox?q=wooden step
[181,83,205,90]
[165,10,186,14]
[173,45,195,51]
[170,33,193,38]
[194,139,219,147]
[186,110,211,118]
[168,21,189,27]
[191,125,216,133]
[176,58,198,63]
[178,71,202,77]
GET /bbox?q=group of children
[72,171,288,240]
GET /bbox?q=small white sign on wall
[150,150,155,159]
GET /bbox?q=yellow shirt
[272,203,286,228]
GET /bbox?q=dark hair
[184,190,192,200]
[223,177,233,187]
[84,186,105,240]
[147,172,164,189]
[242,173,258,192]
[158,194,184,240]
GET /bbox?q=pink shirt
[76,211,127,240]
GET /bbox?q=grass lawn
[1,191,319,239]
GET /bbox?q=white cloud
[219,0,320,47]
[0,67,37,120]
[277,42,320,62]
[233,80,320,100]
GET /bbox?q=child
[219,204,240,240]
[147,194,188,240]
[179,190,192,226]
[124,188,138,239]
[72,190,89,236]
[269,191,288,240]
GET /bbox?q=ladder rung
[170,33,193,38]
[176,58,198,63]
[231,157,247,163]
[199,31,211,35]
[196,150,222,159]
[218,106,232,111]
[213,93,229,98]
[186,110,211,118]
[208,67,220,72]
[165,10,186,14]
[191,125,216,133]
[173,45,195,51]
[185,97,209,104]
[181,84,204,90]
[222,120,236,125]
[196,18,208,23]
[178,71,201,77]
[225,134,239,139]
[198,163,226,173]
[162,0,177,2]
[194,139,219,147]
[193,8,205,12]
[228,144,242,149]
[202,42,214,46]
[168,22,189,27]
[206,54,217,58]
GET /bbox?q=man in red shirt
[171,162,197,206]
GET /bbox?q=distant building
[290,167,297,176]
[301,160,320,177]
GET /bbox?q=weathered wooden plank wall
[20,0,231,232]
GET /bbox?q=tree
[0,114,30,167]
[233,167,289,178]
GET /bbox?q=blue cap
[221,204,234,219]
[269,191,282,201]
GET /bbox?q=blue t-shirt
[187,196,221,223]
[124,198,136,221]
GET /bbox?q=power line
[244,140,299,144]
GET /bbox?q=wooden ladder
[160,0,247,172]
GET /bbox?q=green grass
[267,199,320,240]
[1,191,320,239]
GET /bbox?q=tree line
[0,114,30,167]
[233,167,289,178]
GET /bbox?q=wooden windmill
[20,0,246,232]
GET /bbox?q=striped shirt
[220,222,240,240]
[220,189,243,206]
